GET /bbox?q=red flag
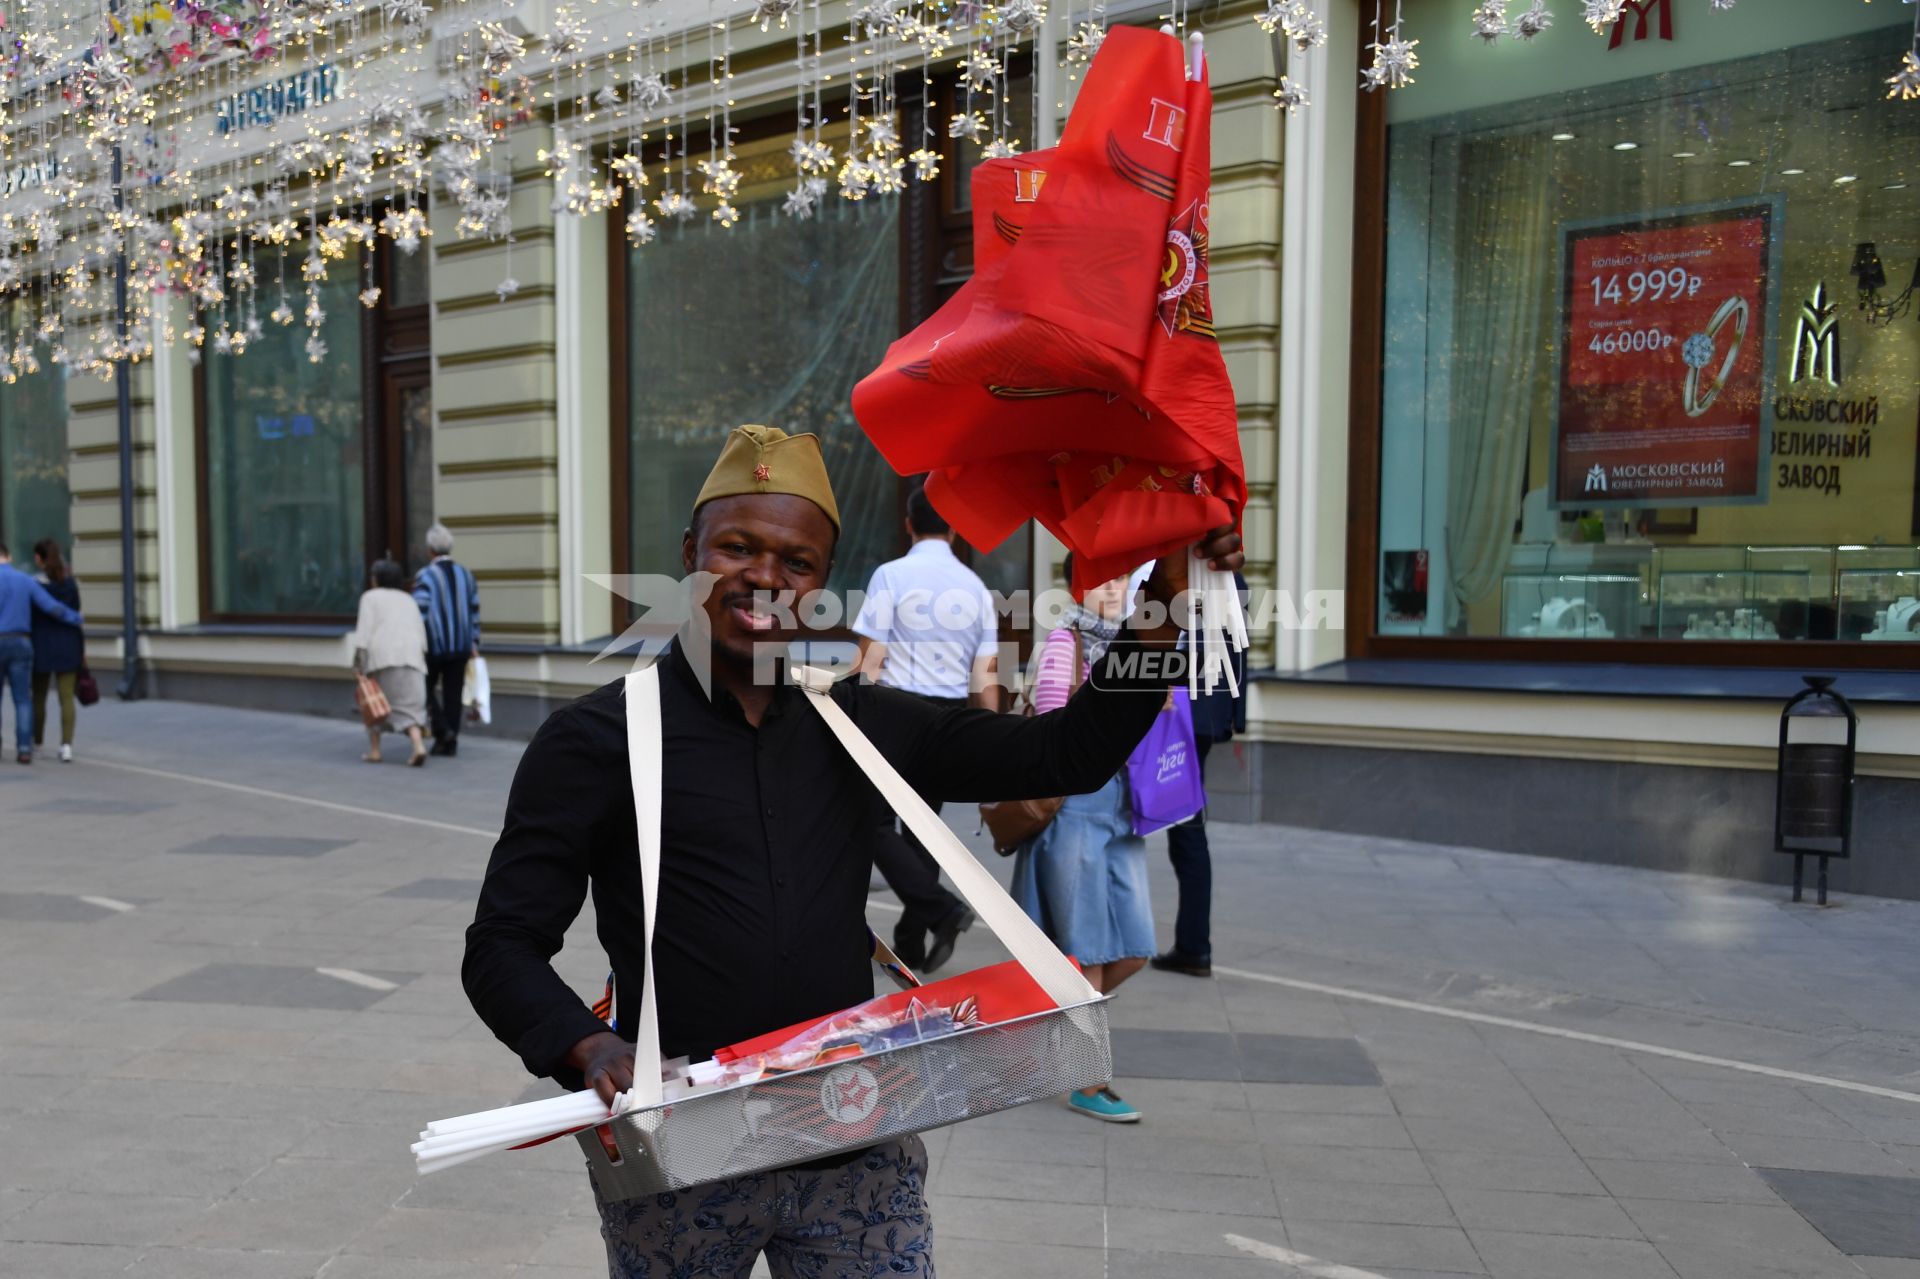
[853,26,1242,592]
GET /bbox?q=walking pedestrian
[352,558,430,767]
[29,539,83,763]
[412,522,481,757]
[1152,577,1247,979]
[464,423,1243,1277]
[0,540,84,764]
[1010,567,1156,1124]
[851,482,999,972]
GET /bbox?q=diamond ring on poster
[1551,196,1785,510]
[1681,295,1750,419]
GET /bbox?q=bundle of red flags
[852,25,1244,595]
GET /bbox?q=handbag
[1124,686,1207,836]
[568,663,1109,1198]
[354,671,391,729]
[978,630,1083,855]
[75,664,100,707]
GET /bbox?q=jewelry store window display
[464,425,1244,1277]
[1373,2,1920,649]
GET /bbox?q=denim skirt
[1011,772,1155,967]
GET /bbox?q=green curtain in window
[0,365,72,560]
[203,259,366,618]
[627,197,902,593]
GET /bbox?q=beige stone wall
[67,364,160,632]
[429,130,564,646]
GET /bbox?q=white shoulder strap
[791,666,1096,1010]
[617,661,1096,1114]
[620,665,666,1112]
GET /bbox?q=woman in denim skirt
[1012,569,1154,1123]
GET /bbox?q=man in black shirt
[464,425,1242,1279]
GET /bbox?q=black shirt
[463,640,1169,1085]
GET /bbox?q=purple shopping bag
[1125,687,1207,837]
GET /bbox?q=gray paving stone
[1585,1159,1783,1205]
[1265,1144,1435,1186]
[1443,1188,1642,1239]
[1106,1248,1287,1279]
[169,835,354,858]
[1108,1029,1240,1081]
[1425,1152,1607,1195]
[1722,1134,1913,1176]
[343,1207,554,1264]
[3,1191,213,1247]
[1285,1220,1485,1274]
[380,878,484,900]
[1404,1114,1575,1157]
[1237,1034,1382,1086]
[934,1237,1105,1279]
[0,892,117,922]
[926,1194,1107,1249]
[0,1241,149,1278]
[133,963,413,1011]
[26,798,171,815]
[1106,1166,1279,1217]
[1277,1180,1461,1228]
[1255,1111,1415,1149]
[1756,1169,1920,1258]
[1468,1228,1681,1279]
[121,1246,332,1277]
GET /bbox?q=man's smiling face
[682,492,836,668]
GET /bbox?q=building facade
[6,0,1916,895]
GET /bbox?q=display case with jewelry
[1658,571,1814,640]
[1840,564,1920,643]
[1499,573,1638,638]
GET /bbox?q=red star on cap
[753,463,772,483]
[836,1077,873,1110]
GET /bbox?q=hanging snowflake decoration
[1363,31,1419,91]
[1580,0,1623,34]
[610,154,649,189]
[1707,0,1735,9]
[245,316,264,341]
[213,328,234,355]
[270,301,295,326]
[999,0,1046,36]
[627,209,658,245]
[1258,2,1327,52]
[960,49,1002,91]
[853,0,907,38]
[1511,0,1553,41]
[546,7,590,58]
[1471,1,1509,43]
[478,22,526,74]
[909,148,941,182]
[948,112,989,143]
[359,287,383,309]
[384,0,431,28]
[457,192,512,240]
[630,73,673,112]
[1889,51,1920,102]
[790,137,835,174]
[783,183,822,218]
[754,0,800,29]
[697,159,742,202]
[1273,75,1310,112]
[654,191,697,222]
[305,332,328,364]
[983,137,1020,159]
[1066,20,1107,67]
[495,276,520,302]
[713,203,741,229]
[594,82,622,110]
[864,117,900,152]
[380,207,429,255]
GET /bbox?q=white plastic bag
[463,655,492,725]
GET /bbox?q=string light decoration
[0,0,1908,375]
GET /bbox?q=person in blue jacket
[30,538,84,763]
[0,539,84,764]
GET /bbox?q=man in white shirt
[853,483,1003,971]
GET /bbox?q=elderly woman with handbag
[1009,569,1155,1124]
[351,559,431,766]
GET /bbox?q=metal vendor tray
[579,997,1111,1198]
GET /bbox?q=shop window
[614,123,904,595]
[0,358,71,561]
[1370,8,1919,652]
[200,257,368,620]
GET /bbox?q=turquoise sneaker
[1068,1086,1141,1123]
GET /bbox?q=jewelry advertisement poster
[1551,197,1784,508]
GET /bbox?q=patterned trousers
[590,1136,933,1279]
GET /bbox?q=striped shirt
[413,556,481,657]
